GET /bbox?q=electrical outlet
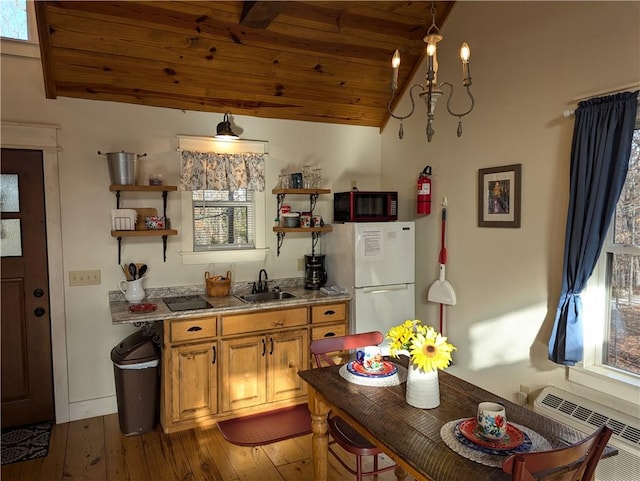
[519,384,530,394]
[69,269,101,286]
[350,179,357,189]
[297,258,305,271]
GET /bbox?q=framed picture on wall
[477,164,521,228]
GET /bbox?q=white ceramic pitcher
[118,278,145,303]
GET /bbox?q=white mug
[356,345,384,372]
[476,402,507,440]
[118,278,145,303]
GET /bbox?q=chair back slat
[310,331,384,367]
[502,425,613,481]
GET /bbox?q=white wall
[1,54,381,420]
[381,1,639,408]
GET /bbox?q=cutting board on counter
[134,208,157,230]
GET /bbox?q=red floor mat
[217,404,312,446]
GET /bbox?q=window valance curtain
[180,151,266,192]
[548,91,638,366]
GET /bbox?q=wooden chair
[502,425,613,481]
[310,331,399,481]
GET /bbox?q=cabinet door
[170,342,217,422]
[220,335,266,412]
[267,329,309,402]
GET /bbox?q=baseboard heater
[533,386,640,481]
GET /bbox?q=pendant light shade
[215,112,239,139]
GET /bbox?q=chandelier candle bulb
[391,49,400,90]
[460,42,471,86]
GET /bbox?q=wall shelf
[272,188,332,256]
[110,185,178,263]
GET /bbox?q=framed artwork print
[477,164,521,228]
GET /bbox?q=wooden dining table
[298,358,614,481]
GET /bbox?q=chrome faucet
[257,269,269,293]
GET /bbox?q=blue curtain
[548,91,638,365]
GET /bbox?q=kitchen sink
[235,291,296,303]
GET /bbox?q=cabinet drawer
[170,317,217,343]
[311,324,346,340]
[221,307,307,336]
[311,303,346,324]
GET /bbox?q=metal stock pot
[98,151,147,185]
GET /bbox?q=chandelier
[387,2,474,142]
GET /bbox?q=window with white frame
[192,189,255,251]
[576,117,640,402]
[603,129,640,375]
[177,135,268,265]
[1,0,29,40]
[1,0,40,58]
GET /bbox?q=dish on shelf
[128,303,157,313]
[346,360,398,378]
[458,418,525,450]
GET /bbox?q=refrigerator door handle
[361,284,410,294]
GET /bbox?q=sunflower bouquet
[386,320,456,372]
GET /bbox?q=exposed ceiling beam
[240,1,284,29]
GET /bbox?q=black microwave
[333,191,398,222]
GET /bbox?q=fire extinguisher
[417,165,432,215]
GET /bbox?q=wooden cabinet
[160,300,348,434]
[310,302,349,366]
[219,328,308,412]
[169,341,217,422]
[162,315,218,431]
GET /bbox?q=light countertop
[110,287,351,324]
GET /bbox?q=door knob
[33,288,45,298]
[34,307,46,317]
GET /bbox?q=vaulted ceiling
[34,1,456,129]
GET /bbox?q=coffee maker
[304,254,327,290]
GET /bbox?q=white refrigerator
[324,221,415,354]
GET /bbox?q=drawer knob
[187,326,203,332]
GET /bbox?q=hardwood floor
[1,414,398,481]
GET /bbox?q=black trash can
[110,330,160,436]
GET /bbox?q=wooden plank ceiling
[34,1,456,129]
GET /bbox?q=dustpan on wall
[428,203,457,306]
[428,264,456,305]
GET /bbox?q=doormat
[217,404,312,446]
[1,422,52,465]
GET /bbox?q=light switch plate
[69,270,101,286]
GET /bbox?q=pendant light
[215,112,239,139]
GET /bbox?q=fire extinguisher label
[419,183,431,195]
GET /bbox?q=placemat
[440,418,552,467]
[339,361,407,386]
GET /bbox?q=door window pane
[0,219,22,256]
[0,174,20,212]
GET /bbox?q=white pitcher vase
[405,365,440,409]
[118,278,145,303]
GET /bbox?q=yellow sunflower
[386,320,418,355]
[386,320,456,372]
